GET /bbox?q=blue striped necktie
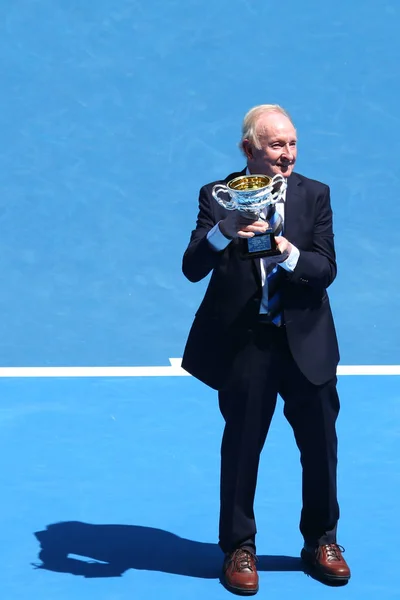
[264,202,283,236]
[261,203,285,326]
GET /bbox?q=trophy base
[239,232,281,260]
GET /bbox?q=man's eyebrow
[269,137,297,143]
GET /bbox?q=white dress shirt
[206,173,300,315]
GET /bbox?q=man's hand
[219,212,268,239]
[257,236,294,269]
[274,236,293,260]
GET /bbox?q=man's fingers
[275,236,287,249]
[241,223,268,233]
[237,231,255,238]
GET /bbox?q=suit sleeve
[182,186,225,283]
[290,185,337,290]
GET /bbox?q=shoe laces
[321,544,345,562]
[232,549,256,572]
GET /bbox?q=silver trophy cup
[212,173,287,258]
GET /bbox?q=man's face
[243,112,297,178]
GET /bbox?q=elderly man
[181,104,350,595]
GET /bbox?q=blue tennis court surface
[0,0,399,598]
[1,376,399,599]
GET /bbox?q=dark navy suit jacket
[181,170,340,390]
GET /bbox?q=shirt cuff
[279,245,300,272]
[206,222,232,251]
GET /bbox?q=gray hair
[239,104,294,153]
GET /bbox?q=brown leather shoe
[301,543,351,583]
[223,548,259,595]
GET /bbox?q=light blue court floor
[1,375,399,600]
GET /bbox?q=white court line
[337,365,400,375]
[0,359,398,377]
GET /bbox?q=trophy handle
[212,184,237,210]
[268,174,287,204]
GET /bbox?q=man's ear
[242,139,253,159]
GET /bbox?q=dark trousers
[218,324,340,554]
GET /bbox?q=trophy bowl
[211,173,287,258]
[212,173,286,214]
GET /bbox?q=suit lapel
[283,172,303,241]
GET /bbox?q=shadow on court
[33,521,304,579]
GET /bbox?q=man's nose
[282,144,294,160]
